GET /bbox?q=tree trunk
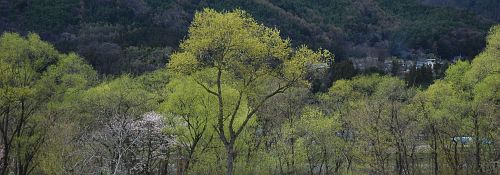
[161,157,169,175]
[0,108,10,175]
[452,139,459,175]
[323,148,329,175]
[431,125,439,175]
[291,143,295,174]
[226,144,235,175]
[1,140,9,175]
[473,115,482,174]
[184,136,200,175]
[278,157,284,175]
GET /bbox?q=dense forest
[1,0,499,74]
[0,0,499,175]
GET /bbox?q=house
[349,57,382,71]
[452,136,473,145]
[451,136,493,145]
[424,59,436,69]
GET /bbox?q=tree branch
[235,81,293,137]
[194,79,218,97]
[228,91,243,137]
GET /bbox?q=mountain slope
[0,0,496,74]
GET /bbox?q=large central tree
[168,8,330,175]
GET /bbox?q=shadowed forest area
[0,0,499,175]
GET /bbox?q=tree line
[0,9,498,175]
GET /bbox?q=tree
[0,32,97,175]
[410,81,467,175]
[73,76,166,174]
[295,107,344,175]
[323,74,418,174]
[320,79,359,173]
[0,32,54,175]
[167,8,328,175]
[159,77,219,174]
[0,33,50,175]
[34,53,97,175]
[129,112,173,175]
[416,24,500,174]
[406,65,434,87]
[461,25,500,174]
[330,60,358,81]
[256,87,310,174]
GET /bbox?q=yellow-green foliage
[0,32,98,174]
[168,8,329,89]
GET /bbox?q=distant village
[348,50,462,77]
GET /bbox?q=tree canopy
[0,8,498,175]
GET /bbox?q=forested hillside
[420,0,500,21]
[0,0,496,75]
[0,1,499,175]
